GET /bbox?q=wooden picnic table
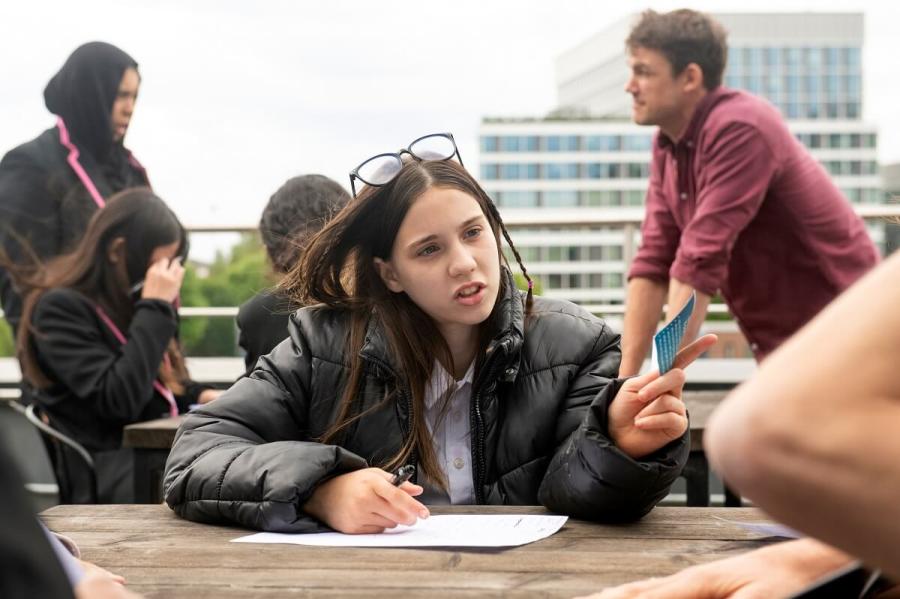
[123,391,730,505]
[41,503,777,598]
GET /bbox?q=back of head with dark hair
[626,9,728,90]
[259,175,351,274]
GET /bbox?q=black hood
[44,41,138,161]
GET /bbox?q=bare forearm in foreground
[706,251,900,579]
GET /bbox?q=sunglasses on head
[348,132,464,198]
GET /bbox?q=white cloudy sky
[2,0,899,259]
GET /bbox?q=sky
[2,0,899,260]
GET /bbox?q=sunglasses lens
[410,134,455,161]
[357,155,402,185]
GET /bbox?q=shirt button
[453,457,465,470]
[686,140,694,148]
[680,192,688,200]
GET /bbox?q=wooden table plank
[122,416,185,449]
[41,504,777,598]
[41,504,766,539]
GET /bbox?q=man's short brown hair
[626,9,728,90]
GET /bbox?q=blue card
[651,291,696,374]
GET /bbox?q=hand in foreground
[573,538,855,599]
[303,467,430,534]
[141,257,184,303]
[78,559,125,585]
[608,335,717,459]
[197,389,221,404]
[157,353,186,396]
[75,560,143,599]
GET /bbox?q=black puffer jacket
[30,288,184,452]
[164,273,689,531]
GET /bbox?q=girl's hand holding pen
[303,467,430,534]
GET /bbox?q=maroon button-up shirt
[628,87,879,360]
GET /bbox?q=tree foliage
[179,234,273,356]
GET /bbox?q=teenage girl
[13,188,216,502]
[164,134,714,532]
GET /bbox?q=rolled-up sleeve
[669,123,777,296]
[628,144,681,284]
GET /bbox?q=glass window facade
[481,134,652,154]
[482,161,651,180]
[725,45,862,120]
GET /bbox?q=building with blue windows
[480,13,883,308]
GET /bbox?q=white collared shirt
[418,359,476,505]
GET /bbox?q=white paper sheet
[231,514,568,548]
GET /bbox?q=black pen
[391,464,415,486]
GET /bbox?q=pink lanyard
[94,306,178,418]
[57,116,151,205]
[57,117,106,209]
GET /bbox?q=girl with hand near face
[165,135,714,533]
[7,188,215,503]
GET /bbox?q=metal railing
[2,206,897,321]
[176,205,899,318]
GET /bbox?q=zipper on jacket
[470,342,508,504]
[470,387,486,504]
[360,355,419,477]
[397,386,419,479]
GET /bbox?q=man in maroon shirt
[618,9,879,376]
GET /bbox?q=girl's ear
[373,257,404,293]
[107,237,126,264]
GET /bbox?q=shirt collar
[656,86,735,151]
[424,359,476,411]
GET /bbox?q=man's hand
[574,539,854,599]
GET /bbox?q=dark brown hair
[626,9,728,90]
[259,174,350,274]
[280,159,532,489]
[7,188,186,387]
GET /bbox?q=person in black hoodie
[0,41,148,333]
[164,138,716,533]
[237,174,349,375]
[7,188,216,503]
